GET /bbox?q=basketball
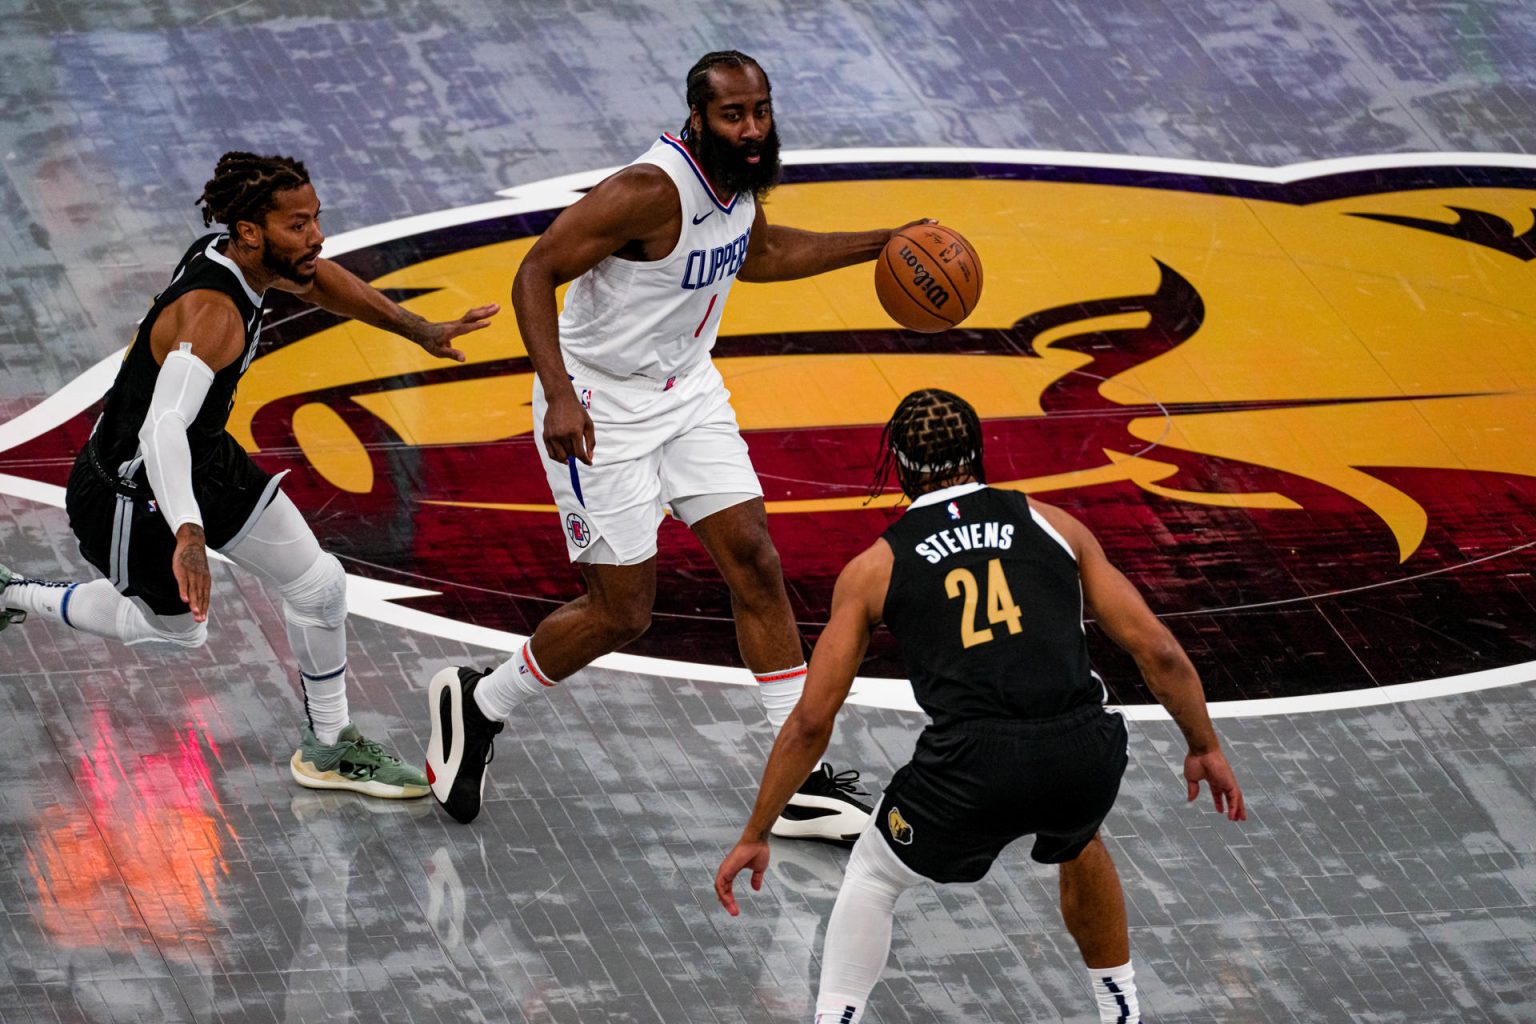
[874,223,983,332]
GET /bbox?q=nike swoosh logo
[692,211,714,224]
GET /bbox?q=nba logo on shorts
[946,501,961,520]
[566,512,592,548]
[578,387,593,409]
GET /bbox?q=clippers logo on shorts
[565,513,592,548]
[887,806,914,845]
[11,152,1536,707]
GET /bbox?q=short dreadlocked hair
[680,50,768,137]
[196,151,311,229]
[872,389,987,500]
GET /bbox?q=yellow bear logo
[887,806,914,845]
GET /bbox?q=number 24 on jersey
[945,558,1024,648]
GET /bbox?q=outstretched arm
[1034,501,1247,822]
[277,258,498,362]
[713,540,893,915]
[738,204,926,282]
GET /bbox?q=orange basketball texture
[874,224,983,332]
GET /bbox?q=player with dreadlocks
[1,151,498,799]
[716,389,1247,1024]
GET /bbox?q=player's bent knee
[604,605,652,645]
[278,551,348,629]
[745,543,784,587]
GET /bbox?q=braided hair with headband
[872,388,987,501]
[196,151,311,229]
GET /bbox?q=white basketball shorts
[532,359,763,565]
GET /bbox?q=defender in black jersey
[2,152,498,800]
[716,389,1246,1024]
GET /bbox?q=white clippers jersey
[557,133,757,381]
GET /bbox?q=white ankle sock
[301,670,349,746]
[475,642,554,721]
[755,663,806,730]
[1088,960,1139,1024]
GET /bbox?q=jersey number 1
[945,559,1024,648]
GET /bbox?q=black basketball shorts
[66,434,284,617]
[874,704,1130,883]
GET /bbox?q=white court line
[2,147,1534,718]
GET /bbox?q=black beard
[262,245,319,284]
[694,120,782,200]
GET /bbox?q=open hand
[713,838,771,916]
[1185,748,1246,821]
[417,303,500,362]
[172,523,211,622]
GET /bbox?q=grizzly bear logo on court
[8,152,1536,707]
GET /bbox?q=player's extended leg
[425,558,657,824]
[221,492,426,799]
[688,496,873,842]
[1059,833,1141,1024]
[686,496,802,674]
[812,826,926,1024]
[521,558,658,681]
[2,565,207,646]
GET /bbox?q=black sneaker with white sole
[771,763,873,844]
[426,666,505,824]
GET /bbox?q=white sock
[2,574,77,621]
[475,641,554,721]
[300,670,349,746]
[1089,960,1139,1024]
[11,577,205,647]
[755,663,806,730]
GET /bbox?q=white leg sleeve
[222,493,348,682]
[62,579,206,647]
[814,827,927,1024]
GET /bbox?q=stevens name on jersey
[913,522,1016,564]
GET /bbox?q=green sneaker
[289,724,429,799]
[0,564,25,632]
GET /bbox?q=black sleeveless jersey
[880,486,1102,727]
[92,233,266,470]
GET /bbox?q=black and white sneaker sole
[427,666,484,823]
[770,795,871,844]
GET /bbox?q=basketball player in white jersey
[426,51,921,834]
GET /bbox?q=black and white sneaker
[426,666,505,824]
[771,763,873,844]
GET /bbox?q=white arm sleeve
[138,343,216,534]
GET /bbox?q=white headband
[893,446,978,473]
